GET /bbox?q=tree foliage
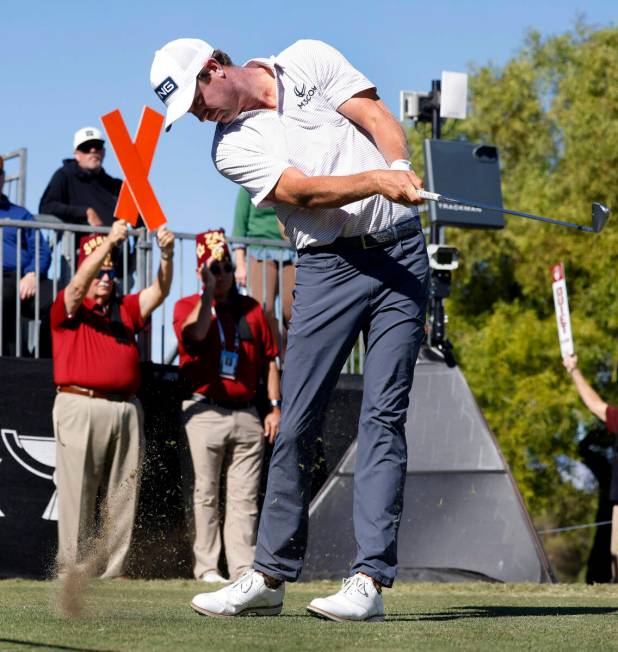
[407,23,618,578]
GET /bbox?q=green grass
[1,580,618,651]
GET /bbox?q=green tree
[407,23,618,580]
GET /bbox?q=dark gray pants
[254,225,429,587]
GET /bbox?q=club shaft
[417,190,593,232]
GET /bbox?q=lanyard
[211,306,240,352]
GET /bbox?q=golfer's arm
[337,90,409,165]
[265,92,414,209]
[570,368,608,421]
[267,167,383,209]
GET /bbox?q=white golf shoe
[191,570,284,617]
[306,573,385,622]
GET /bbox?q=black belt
[298,219,421,255]
[191,394,254,411]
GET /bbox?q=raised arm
[139,226,175,320]
[181,264,217,342]
[63,220,128,316]
[563,354,609,422]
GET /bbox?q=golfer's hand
[264,409,280,444]
[563,354,578,374]
[375,170,424,205]
[19,272,37,300]
[108,220,129,246]
[200,261,216,296]
[157,225,175,258]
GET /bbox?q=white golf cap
[73,127,105,150]
[150,38,215,130]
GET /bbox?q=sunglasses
[97,268,116,280]
[209,261,234,276]
[77,140,104,153]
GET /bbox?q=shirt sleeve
[21,211,37,275]
[606,405,618,434]
[50,290,73,330]
[122,293,146,333]
[173,295,204,356]
[173,298,191,343]
[212,117,290,209]
[296,40,375,110]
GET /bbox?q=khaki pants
[183,400,264,580]
[53,392,144,578]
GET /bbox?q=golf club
[416,189,610,233]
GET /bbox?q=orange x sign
[101,107,166,231]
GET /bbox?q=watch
[270,399,282,409]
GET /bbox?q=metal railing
[1,149,27,206]
[0,218,367,373]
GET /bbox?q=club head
[592,203,610,233]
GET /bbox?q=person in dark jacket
[39,127,138,287]
[39,127,121,228]
[1,155,53,356]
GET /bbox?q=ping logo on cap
[154,76,179,104]
[85,129,95,137]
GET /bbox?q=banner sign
[551,262,574,357]
[0,359,58,578]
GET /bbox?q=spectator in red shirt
[174,229,280,583]
[563,354,618,581]
[51,219,174,578]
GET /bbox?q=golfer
[150,37,429,622]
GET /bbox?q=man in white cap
[150,37,429,622]
[40,127,121,228]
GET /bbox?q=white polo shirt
[212,39,418,250]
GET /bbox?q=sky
[2,0,615,359]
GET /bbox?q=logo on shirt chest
[296,85,318,110]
